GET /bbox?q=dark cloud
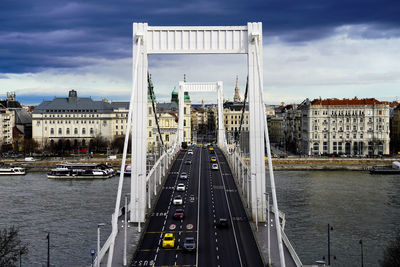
[0,0,399,73]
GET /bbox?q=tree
[0,226,28,266]
[380,231,400,267]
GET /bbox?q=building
[32,90,156,152]
[0,92,32,151]
[391,105,400,154]
[170,86,191,143]
[282,104,302,153]
[299,98,390,156]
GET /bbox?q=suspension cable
[148,73,166,152]
[234,76,249,149]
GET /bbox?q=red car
[173,209,184,219]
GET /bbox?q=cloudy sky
[1,0,399,105]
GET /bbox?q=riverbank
[2,157,398,171]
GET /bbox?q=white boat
[0,167,26,176]
[47,163,115,179]
[117,165,132,176]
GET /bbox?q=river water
[0,171,399,266]
[273,170,400,267]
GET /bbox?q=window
[184,107,187,115]
[338,142,343,152]
[90,128,94,134]
[66,128,70,135]
[149,120,152,126]
[74,128,78,134]
[333,142,337,152]
[166,134,169,142]
[323,142,328,152]
[50,128,54,135]
[82,128,86,135]
[184,120,186,127]
[58,128,62,134]
[149,107,152,114]
[149,131,152,137]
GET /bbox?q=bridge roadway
[132,146,264,266]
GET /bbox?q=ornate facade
[299,98,390,156]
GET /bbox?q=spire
[233,76,241,102]
[184,74,187,82]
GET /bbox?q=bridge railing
[95,138,180,266]
[220,141,303,267]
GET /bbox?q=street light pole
[124,193,130,266]
[359,239,364,267]
[328,224,333,266]
[97,223,105,267]
[264,192,271,267]
[47,232,50,267]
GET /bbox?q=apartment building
[299,98,390,156]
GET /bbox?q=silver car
[180,172,188,179]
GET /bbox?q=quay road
[132,145,263,266]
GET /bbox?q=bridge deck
[102,146,298,266]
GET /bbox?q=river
[0,171,399,266]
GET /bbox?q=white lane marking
[215,150,243,267]
[196,147,202,267]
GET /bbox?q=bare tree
[0,226,28,267]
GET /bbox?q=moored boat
[369,161,400,174]
[117,165,132,176]
[47,163,115,179]
[0,167,26,176]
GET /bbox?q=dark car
[183,237,196,252]
[216,218,229,228]
[173,209,184,219]
[185,159,192,165]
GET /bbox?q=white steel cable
[106,35,142,267]
[254,37,286,267]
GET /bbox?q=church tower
[233,76,241,102]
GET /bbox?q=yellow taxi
[211,156,217,162]
[162,233,175,248]
[209,147,214,151]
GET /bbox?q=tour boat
[369,161,400,174]
[47,163,115,179]
[0,167,26,176]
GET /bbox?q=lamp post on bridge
[97,223,105,267]
[359,239,364,267]
[264,192,271,267]
[124,193,130,266]
[328,223,333,266]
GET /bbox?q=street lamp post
[90,249,95,267]
[328,224,333,266]
[359,239,364,267]
[264,192,271,267]
[124,193,130,266]
[97,223,105,267]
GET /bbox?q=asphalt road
[131,144,263,267]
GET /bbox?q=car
[212,163,219,170]
[187,150,193,155]
[210,157,217,162]
[173,195,183,205]
[162,233,175,248]
[173,209,185,219]
[176,183,186,191]
[208,147,214,151]
[185,159,192,165]
[216,218,229,228]
[209,149,215,154]
[179,172,188,179]
[183,237,196,252]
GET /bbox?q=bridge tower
[130,22,269,224]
